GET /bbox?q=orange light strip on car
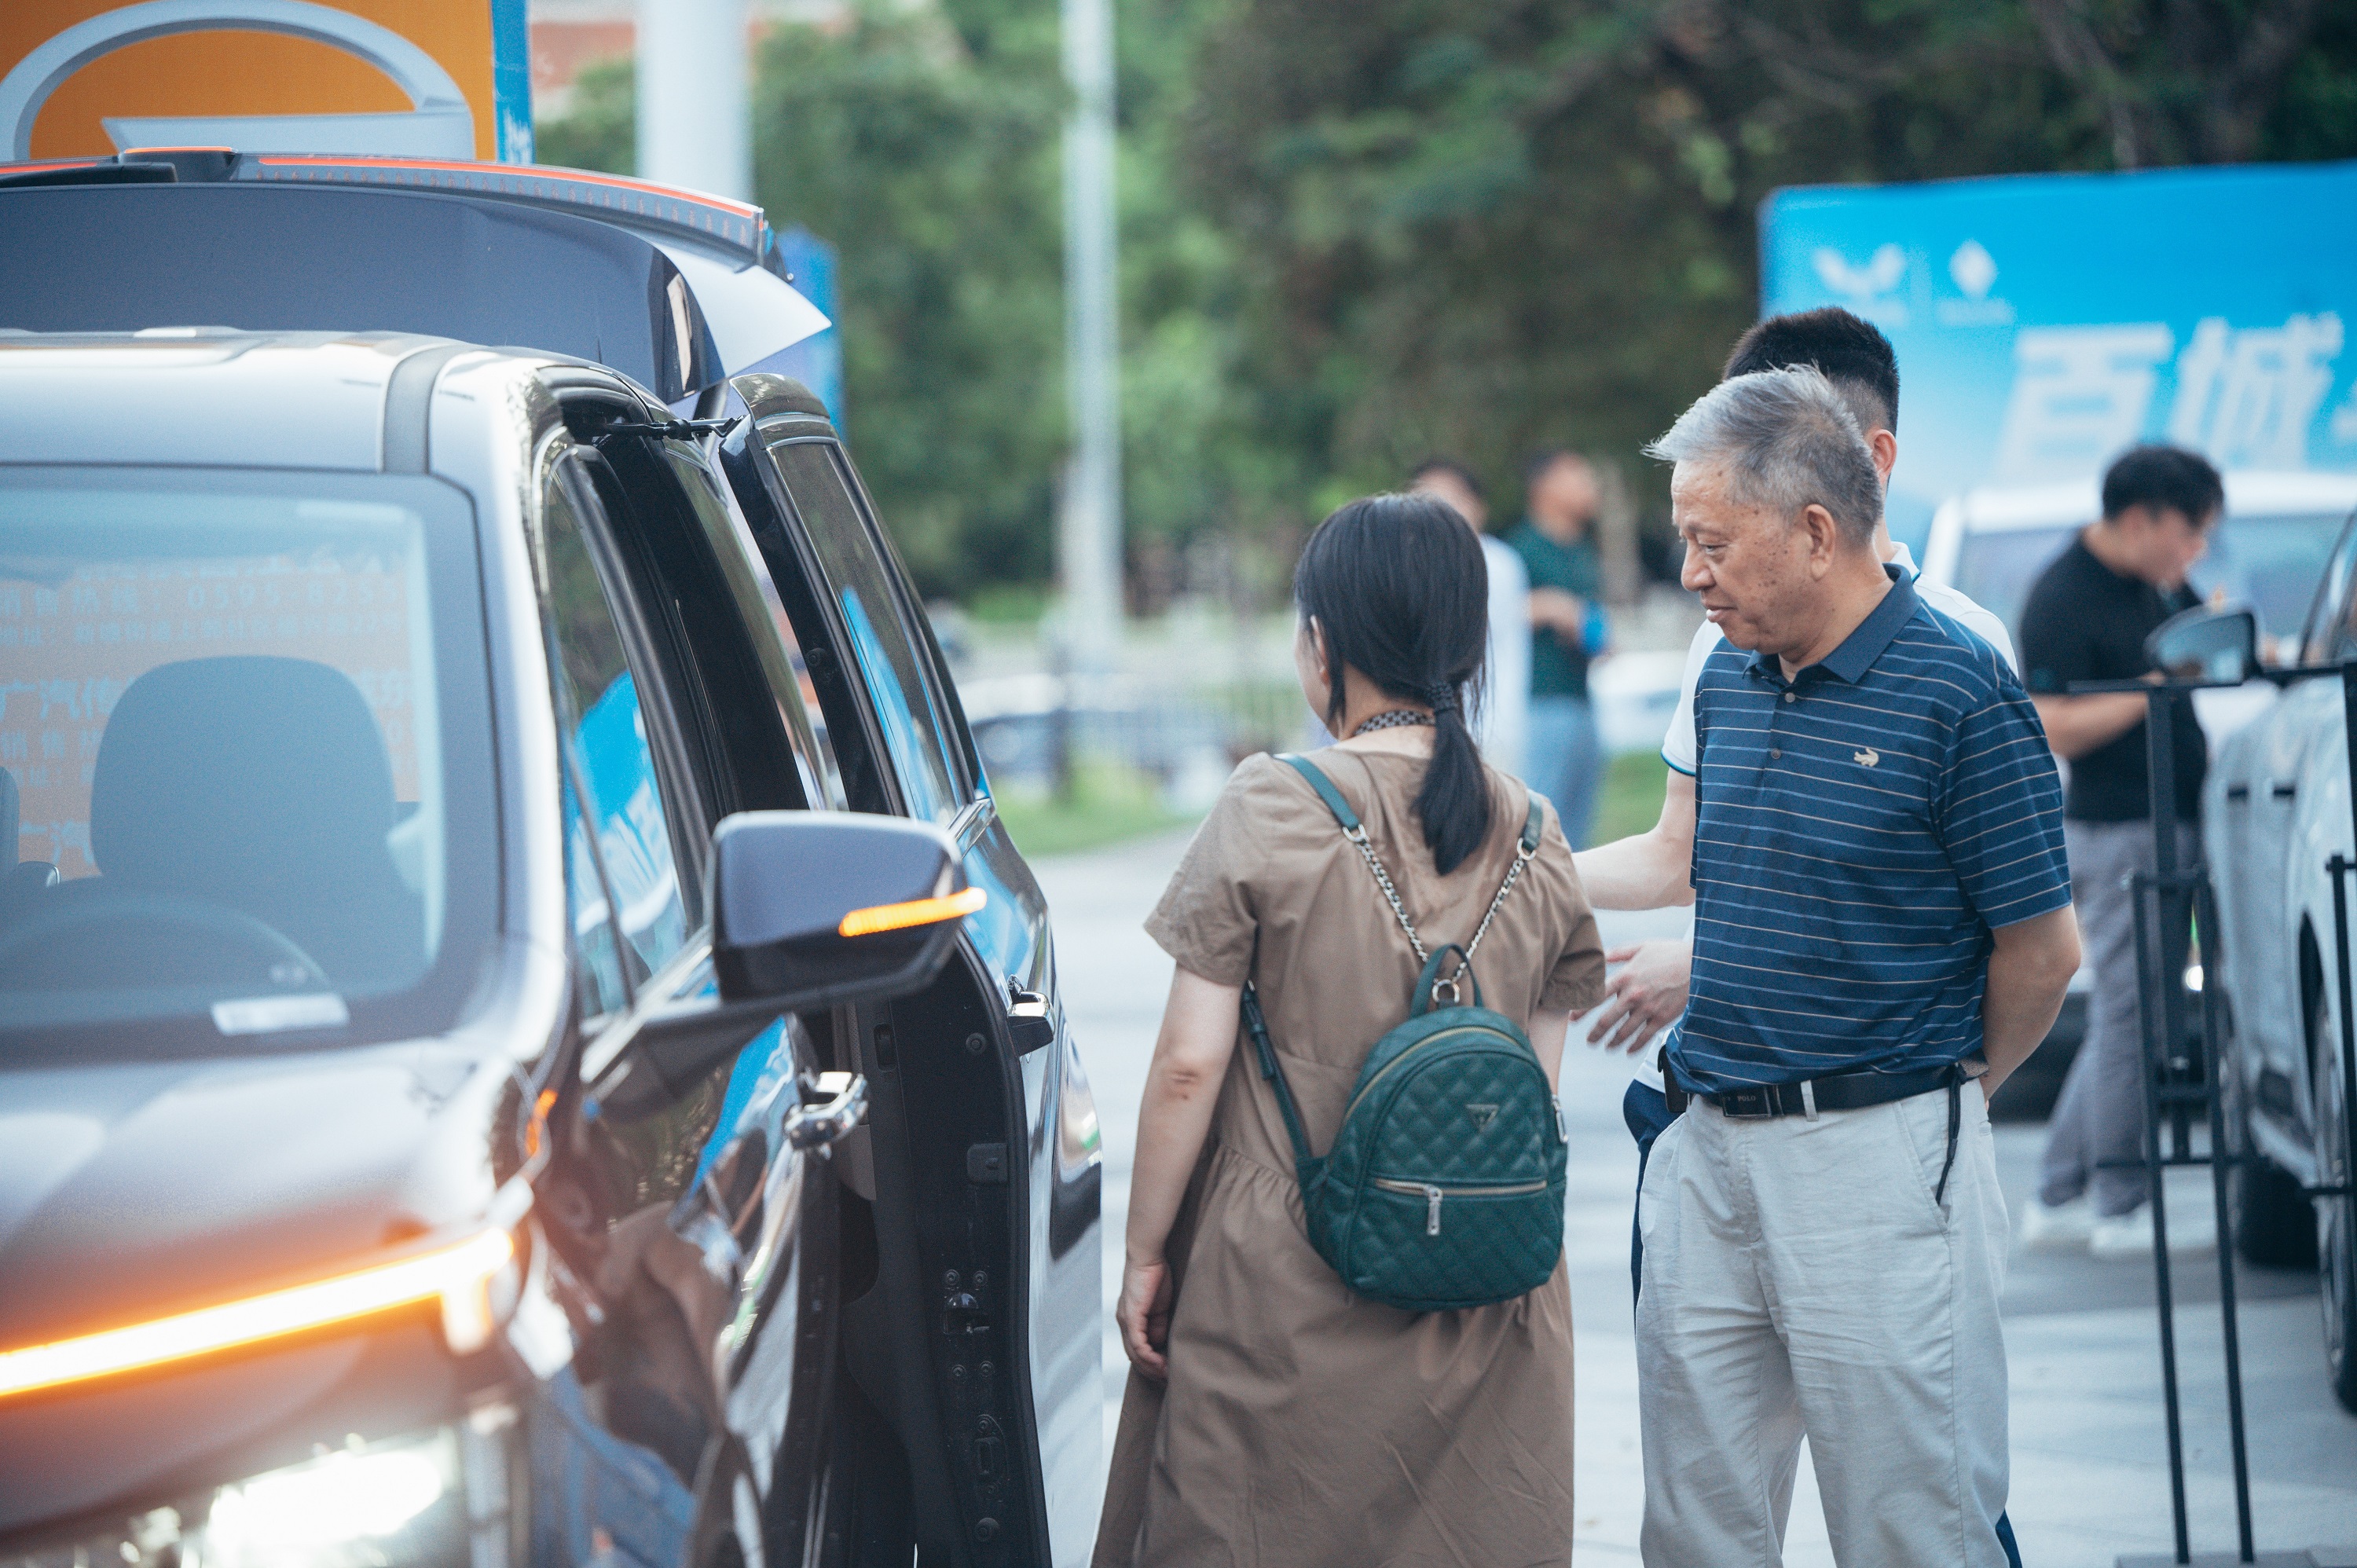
[838,886,987,938]
[0,1229,513,1402]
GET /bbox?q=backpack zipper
[1340,1024,1522,1127]
[1371,1177,1550,1236]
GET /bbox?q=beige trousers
[1636,1080,2011,1566]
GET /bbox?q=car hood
[0,1041,512,1353]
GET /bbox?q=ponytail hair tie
[1424,682,1461,716]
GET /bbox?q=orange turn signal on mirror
[838,885,986,939]
[0,1228,515,1402]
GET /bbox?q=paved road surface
[1036,826,2357,1565]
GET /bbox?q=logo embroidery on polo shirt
[1466,1103,1500,1130]
[1854,747,1880,767]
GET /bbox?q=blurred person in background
[2017,444,2223,1259]
[1410,457,1529,776]
[1508,449,1610,847]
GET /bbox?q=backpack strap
[1410,942,1485,1017]
[1241,979,1317,1167]
[1280,753,1430,962]
[1277,753,1361,832]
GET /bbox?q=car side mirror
[589,812,978,1116]
[2147,603,2258,684]
[711,810,976,1009]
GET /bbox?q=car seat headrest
[92,656,398,892]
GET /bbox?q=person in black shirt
[2017,444,2222,1258]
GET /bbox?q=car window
[0,471,494,1039]
[655,445,847,810]
[2188,511,2344,644]
[767,440,967,826]
[541,464,689,1017]
[2302,514,2357,665]
[1954,525,2074,639]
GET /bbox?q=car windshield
[1953,509,2346,652]
[0,472,491,1042]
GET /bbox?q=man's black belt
[1661,1058,1976,1204]
[1662,1061,1965,1120]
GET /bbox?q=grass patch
[993,760,1197,858]
[1592,749,1670,844]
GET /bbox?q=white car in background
[1922,471,2357,672]
[1916,471,2357,1121]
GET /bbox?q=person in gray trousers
[2017,444,2223,1260]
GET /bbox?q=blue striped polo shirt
[1666,568,2071,1094]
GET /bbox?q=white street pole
[1059,0,1123,672]
[636,0,750,203]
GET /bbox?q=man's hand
[2031,688,2150,761]
[1578,938,1693,1053]
[1528,585,1588,638]
[1981,905,2081,1096]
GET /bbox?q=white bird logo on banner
[1812,244,1907,301]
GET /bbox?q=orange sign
[0,0,532,165]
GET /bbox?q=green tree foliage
[1185,0,2357,525]
[536,0,2356,599]
[534,57,636,174]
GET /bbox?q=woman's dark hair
[1293,493,1493,874]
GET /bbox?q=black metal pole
[2131,859,2191,1564]
[2340,664,2357,1215]
[2333,855,2357,1266]
[2194,874,2256,1562]
[2140,685,2191,1563]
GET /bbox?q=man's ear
[1798,504,1844,577]
[1868,430,1898,486]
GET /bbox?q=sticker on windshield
[211,994,351,1035]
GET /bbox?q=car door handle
[786,1070,867,1152]
[1007,987,1054,1055]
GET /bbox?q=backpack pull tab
[1424,1185,1443,1237]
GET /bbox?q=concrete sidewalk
[1034,826,2357,1565]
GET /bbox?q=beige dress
[1094,749,1605,1568]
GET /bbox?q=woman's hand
[1118,1255,1175,1380]
[1118,967,1242,1384]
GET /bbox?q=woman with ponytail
[1094,493,1604,1567]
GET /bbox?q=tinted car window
[769,440,966,825]
[1957,510,2345,649]
[657,445,846,810]
[0,472,491,1036]
[542,466,688,1015]
[2302,514,2357,665]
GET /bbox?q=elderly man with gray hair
[1635,367,2080,1565]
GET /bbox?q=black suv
[0,156,1102,1566]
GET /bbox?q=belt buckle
[1721,1087,1772,1119]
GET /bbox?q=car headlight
[200,1427,467,1568]
[5,1424,489,1568]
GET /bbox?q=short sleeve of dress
[1142,756,1277,985]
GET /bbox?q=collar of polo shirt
[1743,562,1919,688]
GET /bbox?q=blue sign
[1761,161,2357,550]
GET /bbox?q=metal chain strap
[1343,821,1539,981]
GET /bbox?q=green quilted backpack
[1241,753,1567,1313]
